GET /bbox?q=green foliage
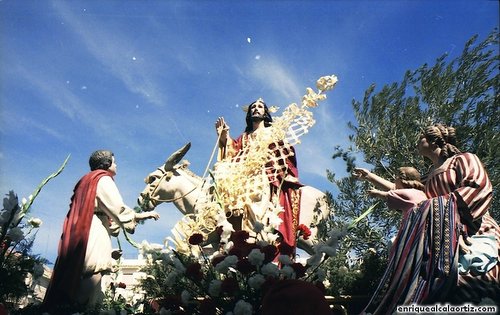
[0,234,47,305]
[100,280,144,314]
[325,249,387,297]
[1,156,69,310]
[323,29,499,296]
[350,29,499,220]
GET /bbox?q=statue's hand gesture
[135,211,160,222]
[215,117,229,145]
[352,167,370,181]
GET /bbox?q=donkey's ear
[164,142,191,171]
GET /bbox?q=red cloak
[43,170,112,311]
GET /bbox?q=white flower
[0,212,9,226]
[327,228,347,244]
[33,263,45,279]
[218,217,235,244]
[159,252,173,265]
[27,217,43,228]
[306,253,323,267]
[252,221,264,233]
[208,279,222,297]
[319,244,337,257]
[7,227,24,242]
[223,241,234,252]
[172,257,186,273]
[323,278,331,289]
[261,262,280,277]
[138,240,152,254]
[248,249,265,266]
[263,231,280,243]
[256,240,270,247]
[316,75,338,91]
[234,300,253,315]
[150,242,164,250]
[181,290,191,304]
[1,193,22,227]
[278,255,293,266]
[266,210,283,228]
[248,274,265,289]
[165,271,180,286]
[280,265,295,279]
[215,255,238,273]
[3,191,18,212]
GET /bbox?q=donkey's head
[138,143,191,211]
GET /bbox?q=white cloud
[51,1,167,107]
[248,56,302,101]
[9,61,144,151]
[20,116,68,142]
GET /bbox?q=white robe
[83,176,135,274]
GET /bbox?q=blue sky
[1,0,498,264]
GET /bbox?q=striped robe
[363,152,499,314]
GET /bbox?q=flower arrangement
[0,156,69,308]
[100,275,145,315]
[137,226,345,315]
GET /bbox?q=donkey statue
[138,143,330,254]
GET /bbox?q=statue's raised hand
[215,117,229,145]
[352,167,370,180]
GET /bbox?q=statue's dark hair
[245,100,273,133]
[89,150,114,171]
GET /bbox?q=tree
[323,29,499,297]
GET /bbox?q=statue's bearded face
[250,100,266,120]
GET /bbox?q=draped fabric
[386,188,427,213]
[267,139,302,249]
[223,132,303,250]
[43,170,112,310]
[364,153,499,314]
